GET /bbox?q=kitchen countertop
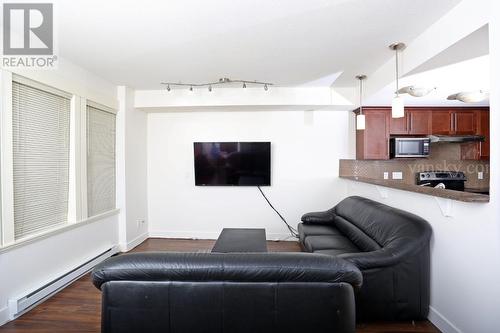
[340,176,490,203]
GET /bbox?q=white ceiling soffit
[406,24,489,76]
[57,0,460,89]
[134,87,352,111]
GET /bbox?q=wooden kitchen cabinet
[431,110,454,134]
[407,109,432,135]
[454,111,477,135]
[460,110,489,160]
[355,107,489,161]
[431,109,477,135]
[479,110,490,159]
[389,109,431,135]
[356,108,390,160]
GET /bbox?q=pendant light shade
[389,42,406,118]
[355,75,367,130]
[391,94,405,118]
[356,114,366,130]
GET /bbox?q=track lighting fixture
[161,78,273,92]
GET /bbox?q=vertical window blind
[12,81,71,240]
[87,105,116,217]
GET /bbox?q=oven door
[392,138,430,158]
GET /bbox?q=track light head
[189,86,193,91]
[243,82,247,88]
[264,84,268,91]
[166,84,171,92]
[208,85,212,92]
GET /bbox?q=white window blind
[12,80,71,240]
[87,104,116,217]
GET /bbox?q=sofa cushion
[314,249,359,256]
[333,216,381,252]
[298,223,342,243]
[303,235,360,253]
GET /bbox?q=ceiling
[365,55,490,106]
[56,0,461,90]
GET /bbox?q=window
[12,79,71,240]
[86,103,116,217]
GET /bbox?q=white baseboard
[120,232,149,252]
[428,306,462,333]
[0,307,9,327]
[149,230,297,242]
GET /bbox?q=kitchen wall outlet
[478,171,484,180]
[392,171,403,180]
[383,172,389,180]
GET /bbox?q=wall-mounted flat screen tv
[194,142,271,186]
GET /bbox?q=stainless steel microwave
[390,137,430,158]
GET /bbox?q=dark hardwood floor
[0,238,440,333]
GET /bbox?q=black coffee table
[212,228,267,253]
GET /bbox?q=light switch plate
[383,172,389,180]
[478,171,484,180]
[392,171,403,180]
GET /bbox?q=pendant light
[447,90,489,103]
[356,75,366,130]
[389,42,406,118]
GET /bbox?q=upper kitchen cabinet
[454,110,477,135]
[431,110,453,134]
[355,107,489,160]
[356,108,390,160]
[431,108,478,135]
[389,109,431,135]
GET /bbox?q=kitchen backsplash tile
[339,158,489,190]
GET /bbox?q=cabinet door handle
[409,114,412,132]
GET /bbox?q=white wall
[147,110,351,240]
[0,214,118,324]
[0,58,120,325]
[116,87,149,250]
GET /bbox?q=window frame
[0,73,118,248]
[85,101,117,218]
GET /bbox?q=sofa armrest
[301,210,336,225]
[91,252,362,289]
[338,239,429,270]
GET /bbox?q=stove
[416,171,466,191]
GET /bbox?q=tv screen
[194,142,271,186]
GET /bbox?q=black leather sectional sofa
[92,252,362,333]
[92,196,431,331]
[299,196,432,321]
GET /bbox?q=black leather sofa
[92,252,362,333]
[299,196,431,321]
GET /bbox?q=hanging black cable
[257,186,299,239]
